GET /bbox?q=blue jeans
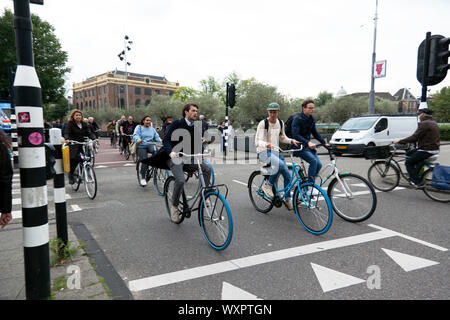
[297,148,322,181]
[258,150,291,200]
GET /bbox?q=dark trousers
[137,145,156,179]
[405,148,432,184]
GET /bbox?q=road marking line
[311,263,365,293]
[381,248,439,272]
[95,160,134,165]
[128,224,448,292]
[232,179,247,186]
[128,226,396,292]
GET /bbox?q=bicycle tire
[248,170,274,214]
[71,165,81,191]
[367,161,400,192]
[164,176,185,224]
[199,191,233,250]
[327,173,377,222]
[124,145,130,160]
[84,164,97,199]
[154,168,170,196]
[293,183,333,235]
[422,168,450,203]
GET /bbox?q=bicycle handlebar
[177,151,211,158]
[271,145,304,153]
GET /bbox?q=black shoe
[68,174,74,185]
[410,181,424,189]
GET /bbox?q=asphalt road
[65,139,449,300]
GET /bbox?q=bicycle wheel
[124,145,130,160]
[83,164,97,199]
[422,168,450,203]
[164,176,185,224]
[248,170,274,214]
[367,161,400,192]
[199,191,233,250]
[154,169,170,196]
[71,165,81,191]
[293,183,333,235]
[327,173,377,222]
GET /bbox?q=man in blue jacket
[292,99,329,185]
[163,103,212,223]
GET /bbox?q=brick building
[72,70,179,111]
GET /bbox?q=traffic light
[44,143,56,180]
[417,34,450,86]
[226,83,236,108]
[429,35,450,83]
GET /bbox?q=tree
[0,9,70,104]
[173,86,197,102]
[429,87,450,122]
[315,91,334,108]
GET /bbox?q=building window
[155,90,160,95]
[93,100,96,109]
[89,101,92,108]
[145,99,151,106]
[92,89,95,96]
[104,86,107,93]
[135,99,141,106]
[99,99,102,108]
[144,88,151,96]
[168,91,174,96]
[85,91,88,98]
[135,87,141,95]
[104,98,108,107]
[76,103,79,109]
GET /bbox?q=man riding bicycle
[133,115,161,186]
[394,108,440,188]
[255,102,300,210]
[120,116,138,152]
[162,103,212,223]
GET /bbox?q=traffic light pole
[420,32,431,107]
[13,0,50,299]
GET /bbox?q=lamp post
[67,95,71,113]
[118,35,132,109]
[368,0,379,115]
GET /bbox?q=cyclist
[291,99,330,192]
[133,115,161,186]
[64,110,97,184]
[255,102,300,210]
[120,115,138,154]
[116,115,126,151]
[394,108,440,188]
[162,103,212,223]
[88,117,100,139]
[106,119,117,146]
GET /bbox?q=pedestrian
[218,121,225,153]
[0,128,13,228]
[291,99,330,189]
[106,119,117,146]
[52,118,62,129]
[160,116,173,139]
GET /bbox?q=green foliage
[315,96,397,124]
[430,87,450,122]
[49,238,79,267]
[439,124,450,141]
[0,9,70,104]
[315,91,334,107]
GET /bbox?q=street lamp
[368,0,379,115]
[118,35,132,109]
[67,96,72,112]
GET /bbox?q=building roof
[392,88,416,101]
[345,92,396,101]
[86,70,167,82]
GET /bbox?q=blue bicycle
[248,146,333,235]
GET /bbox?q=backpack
[284,114,299,139]
[264,118,284,136]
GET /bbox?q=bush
[439,124,450,141]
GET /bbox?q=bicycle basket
[363,145,391,159]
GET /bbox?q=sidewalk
[0,221,111,300]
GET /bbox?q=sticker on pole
[374,60,387,78]
[28,132,43,145]
[18,112,31,123]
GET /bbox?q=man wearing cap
[255,102,300,210]
[291,99,330,189]
[394,108,440,187]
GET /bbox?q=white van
[330,115,418,155]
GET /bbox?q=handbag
[129,140,137,155]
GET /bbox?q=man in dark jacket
[394,108,440,187]
[162,103,212,223]
[291,99,329,183]
[0,128,13,228]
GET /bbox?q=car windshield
[340,117,379,131]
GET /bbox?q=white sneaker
[261,183,274,198]
[140,178,147,186]
[170,206,180,223]
[284,199,293,210]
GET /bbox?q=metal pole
[369,0,378,114]
[8,67,19,169]
[420,32,431,108]
[124,37,129,110]
[49,128,68,246]
[13,0,50,300]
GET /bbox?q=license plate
[337,145,347,150]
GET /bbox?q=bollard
[233,136,237,162]
[245,136,250,163]
[49,128,68,246]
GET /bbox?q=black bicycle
[136,142,170,196]
[366,144,449,203]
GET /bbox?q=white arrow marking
[381,248,439,272]
[222,282,262,300]
[123,163,135,167]
[311,263,365,293]
[95,165,108,168]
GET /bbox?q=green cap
[267,102,280,111]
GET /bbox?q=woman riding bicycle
[64,110,97,184]
[255,102,300,210]
[133,115,161,186]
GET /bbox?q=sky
[1,0,450,100]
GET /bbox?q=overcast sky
[2,0,450,100]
